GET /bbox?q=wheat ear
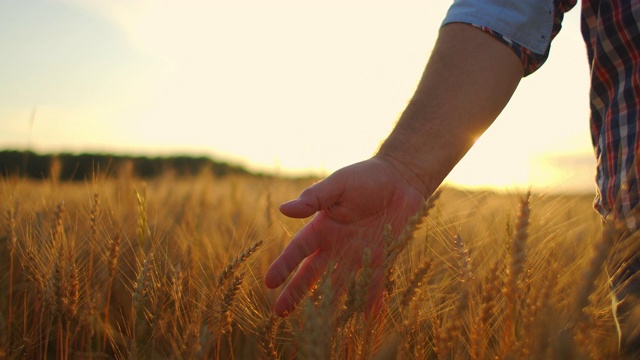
[258,314,280,360]
[216,239,263,289]
[134,186,150,250]
[220,273,244,335]
[385,190,441,293]
[438,233,472,356]
[504,192,530,304]
[501,192,530,355]
[387,190,441,264]
[400,258,432,309]
[51,201,65,245]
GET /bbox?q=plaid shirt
[471,0,640,229]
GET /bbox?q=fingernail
[280,199,297,207]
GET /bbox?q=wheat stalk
[400,257,432,309]
[51,201,65,245]
[5,204,18,346]
[102,232,121,352]
[129,251,154,357]
[132,252,153,313]
[504,192,530,304]
[501,192,530,355]
[339,249,373,327]
[135,186,150,250]
[216,239,263,289]
[62,248,79,359]
[383,224,396,294]
[258,314,280,360]
[170,264,184,342]
[87,193,99,296]
[220,272,244,335]
[300,273,334,360]
[519,264,559,359]
[470,260,502,360]
[355,249,373,316]
[386,190,441,265]
[437,233,472,358]
[384,190,441,295]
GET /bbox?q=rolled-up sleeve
[442,0,573,76]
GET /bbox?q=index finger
[264,218,324,289]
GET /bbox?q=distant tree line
[0,150,253,181]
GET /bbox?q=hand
[264,156,427,316]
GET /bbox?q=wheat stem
[5,205,17,347]
[102,232,121,352]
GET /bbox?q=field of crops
[0,170,632,359]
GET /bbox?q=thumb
[280,175,344,218]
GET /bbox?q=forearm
[377,23,524,196]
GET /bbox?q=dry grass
[0,169,632,359]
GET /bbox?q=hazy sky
[0,0,595,192]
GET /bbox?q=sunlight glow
[0,1,595,192]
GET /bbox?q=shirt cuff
[468,24,548,76]
[442,0,573,76]
[442,0,554,54]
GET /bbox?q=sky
[0,0,595,192]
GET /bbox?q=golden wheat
[0,172,630,359]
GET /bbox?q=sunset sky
[0,1,594,192]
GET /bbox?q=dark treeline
[0,150,253,181]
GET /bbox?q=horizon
[0,148,597,196]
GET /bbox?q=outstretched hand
[264,156,427,316]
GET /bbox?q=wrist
[373,151,436,199]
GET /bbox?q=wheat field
[0,169,632,359]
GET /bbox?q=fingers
[268,245,387,318]
[264,218,325,289]
[273,251,330,316]
[280,175,345,218]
